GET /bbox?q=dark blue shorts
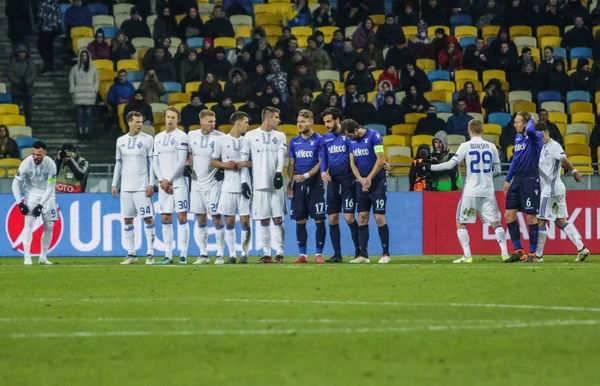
[290,181,326,221]
[506,176,540,214]
[326,177,356,215]
[356,177,387,214]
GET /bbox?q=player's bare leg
[193,213,210,264]
[350,212,370,264]
[375,214,390,264]
[121,217,137,264]
[273,217,285,263]
[259,218,272,263]
[176,211,189,264]
[212,214,225,265]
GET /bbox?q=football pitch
[1,256,599,386]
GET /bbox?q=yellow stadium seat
[507,145,514,159]
[219,124,232,134]
[372,70,383,80]
[482,26,500,40]
[367,91,377,103]
[454,69,478,82]
[424,90,450,103]
[405,113,426,124]
[564,134,587,146]
[117,59,140,72]
[416,58,436,71]
[233,102,245,111]
[483,124,502,136]
[185,81,202,93]
[509,25,532,38]
[278,124,298,135]
[313,124,327,134]
[431,81,455,92]
[427,26,449,39]
[230,15,253,27]
[402,26,417,38]
[455,79,482,93]
[513,101,536,113]
[234,25,252,39]
[389,155,413,174]
[214,37,235,49]
[263,25,283,37]
[482,69,506,84]
[569,101,593,114]
[482,134,499,146]
[0,158,21,177]
[291,26,312,37]
[539,36,561,49]
[167,92,190,105]
[253,4,276,14]
[391,124,415,136]
[537,25,560,40]
[548,111,567,125]
[256,14,282,26]
[566,144,591,157]
[454,26,477,40]
[411,135,433,156]
[318,26,338,39]
[0,104,19,115]
[571,112,595,126]
[188,124,201,131]
[570,155,592,166]
[93,59,114,72]
[577,166,595,176]
[71,26,93,39]
[571,58,594,71]
[99,81,111,102]
[594,25,600,37]
[1,115,25,126]
[369,14,385,24]
[382,135,406,147]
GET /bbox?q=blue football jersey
[320,131,352,179]
[506,118,543,181]
[289,132,322,175]
[349,129,385,179]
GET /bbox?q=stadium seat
[141,125,155,136]
[230,15,253,27]
[483,124,502,136]
[540,101,564,113]
[570,47,593,60]
[365,124,386,136]
[317,70,341,84]
[117,59,140,72]
[388,155,413,174]
[424,91,449,103]
[214,37,235,49]
[14,136,37,149]
[0,83,6,94]
[163,82,182,93]
[482,26,499,40]
[431,102,452,113]
[0,158,21,177]
[571,58,594,71]
[539,36,561,49]
[0,93,12,104]
[405,113,426,124]
[571,112,595,127]
[570,155,592,167]
[514,36,537,49]
[318,26,338,40]
[447,134,466,147]
[536,25,559,39]
[219,124,232,134]
[508,91,531,109]
[93,59,114,72]
[167,92,189,105]
[188,124,201,131]
[313,124,327,134]
[344,26,358,37]
[566,123,591,136]
[411,135,433,156]
[487,112,511,128]
[548,111,567,126]
[450,13,472,27]
[566,90,591,105]
[537,90,561,105]
[278,124,297,135]
[234,26,252,39]
[566,143,590,157]
[513,101,536,113]
[569,101,593,114]
[386,145,411,159]
[76,37,93,54]
[92,15,113,28]
[564,134,587,146]
[8,125,32,138]
[509,25,532,38]
[291,26,312,37]
[391,124,415,136]
[507,145,514,159]
[454,26,476,41]
[427,70,450,82]
[150,103,168,114]
[125,70,143,83]
[131,38,154,50]
[1,115,25,126]
[482,134,499,146]
[482,69,506,84]
[437,112,452,122]
[382,135,406,147]
[427,26,449,39]
[431,81,455,92]
[0,104,19,115]
[402,26,417,38]
[552,47,567,60]
[416,59,436,71]
[468,112,484,122]
[459,36,477,47]
[186,37,205,49]
[394,91,406,103]
[19,147,31,159]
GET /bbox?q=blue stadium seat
[127,70,145,82]
[365,124,387,136]
[487,112,511,128]
[187,37,204,49]
[452,92,459,105]
[566,90,591,105]
[552,47,567,59]
[0,93,12,104]
[537,91,562,106]
[60,4,71,34]
[15,137,38,150]
[101,26,118,39]
[450,14,472,28]
[163,82,182,93]
[570,47,593,60]
[459,36,476,48]
[486,37,497,46]
[427,70,450,82]
[431,102,452,113]
[87,3,108,16]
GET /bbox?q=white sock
[563,222,584,251]
[39,221,53,259]
[144,223,155,255]
[536,227,547,257]
[241,227,250,255]
[124,224,135,255]
[457,228,471,258]
[274,223,285,256]
[225,227,236,258]
[198,224,208,256]
[215,225,225,257]
[261,224,271,256]
[162,223,173,259]
[494,226,508,257]
[22,216,34,258]
[178,220,189,258]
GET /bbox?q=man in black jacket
[204,5,235,39]
[414,106,446,136]
[375,14,404,48]
[181,92,206,132]
[538,109,564,147]
[54,143,90,193]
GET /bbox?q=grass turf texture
[1,256,600,386]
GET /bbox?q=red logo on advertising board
[5,203,64,256]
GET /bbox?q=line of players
[420,113,589,263]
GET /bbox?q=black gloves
[241,182,251,199]
[273,172,283,190]
[18,202,29,215]
[32,204,43,217]
[183,165,193,178]
[215,168,225,181]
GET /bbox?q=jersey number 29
[469,151,492,174]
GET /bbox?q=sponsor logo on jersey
[328,145,347,154]
[295,150,314,158]
[6,203,64,256]
[514,143,527,152]
[353,148,369,156]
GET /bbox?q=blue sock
[349,221,360,256]
[507,221,522,250]
[315,221,326,254]
[528,223,538,253]
[358,224,369,258]
[296,223,307,255]
[330,223,341,257]
[378,224,390,255]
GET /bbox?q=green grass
[1,256,600,386]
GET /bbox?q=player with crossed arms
[422,120,509,263]
[12,141,57,265]
[534,121,589,262]
[188,110,226,264]
[153,107,190,265]
[111,111,156,265]
[240,107,286,263]
[210,111,252,264]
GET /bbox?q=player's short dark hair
[32,141,47,150]
[126,111,143,122]
[230,111,249,125]
[262,106,280,121]
[320,107,343,121]
[341,119,360,133]
[118,69,127,75]
[535,121,548,132]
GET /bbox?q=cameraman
[409,144,436,191]
[429,131,462,191]
[55,144,90,193]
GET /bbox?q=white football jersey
[240,128,286,190]
[539,139,566,197]
[113,132,154,192]
[15,156,57,198]
[188,129,224,191]
[449,136,500,197]
[211,134,243,193]
[153,128,189,188]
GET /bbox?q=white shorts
[218,191,250,216]
[24,196,58,222]
[191,189,220,216]
[538,195,568,221]
[121,191,154,218]
[157,186,189,214]
[456,195,501,224]
[252,189,285,220]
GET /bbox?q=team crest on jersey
[170,138,175,145]
[272,137,278,144]
[137,142,143,149]
[544,149,549,157]
[310,141,315,146]
[210,141,214,148]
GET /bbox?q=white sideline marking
[9,319,600,339]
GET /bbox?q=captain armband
[373,145,384,153]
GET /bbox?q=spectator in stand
[337,1,366,32]
[361,39,383,70]
[110,30,136,64]
[489,41,518,75]
[376,14,403,48]
[312,0,337,27]
[37,0,61,75]
[238,96,262,124]
[537,46,556,84]
[313,31,326,49]
[132,0,153,21]
[305,36,332,72]
[107,70,135,128]
[54,143,90,193]
[153,6,177,45]
[482,78,506,113]
[431,27,448,54]
[292,89,314,116]
[326,93,341,111]
[138,69,166,104]
[346,58,375,94]
[511,63,540,99]
[144,46,176,82]
[250,62,267,91]
[224,68,252,103]
[547,59,570,96]
[462,38,489,74]
[9,46,35,126]
[266,59,289,98]
[0,125,20,160]
[378,65,399,89]
[422,0,446,26]
[87,29,111,60]
[399,2,419,26]
[592,2,600,26]
[144,38,173,65]
[179,49,204,86]
[123,89,153,126]
[589,113,600,169]
[270,93,293,123]
[408,20,434,60]
[565,0,590,26]
[562,16,593,50]
[499,116,517,162]
[6,0,32,54]
[208,47,233,81]
[489,27,517,57]
[447,99,473,140]
[313,81,337,112]
[228,37,247,66]
[536,0,565,30]
[177,6,204,41]
[517,47,537,71]
[157,0,196,15]
[204,5,235,39]
[570,58,596,94]
[538,109,564,147]
[276,27,293,51]
[457,81,481,113]
[251,38,273,67]
[212,94,236,128]
[351,17,375,50]
[384,37,410,76]
[437,36,463,73]
[293,62,322,91]
[64,0,92,52]
[334,38,360,75]
[258,82,277,108]
[400,60,431,94]
[121,7,151,40]
[236,49,255,74]
[415,105,446,136]
[222,0,253,17]
[345,92,376,125]
[376,91,403,132]
[325,29,344,57]
[401,85,429,114]
[181,92,206,132]
[68,50,99,140]
[199,72,223,103]
[475,0,503,29]
[504,0,531,27]
[287,0,312,27]
[198,38,215,66]
[340,81,358,110]
[372,80,392,109]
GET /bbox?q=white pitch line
[8,319,600,339]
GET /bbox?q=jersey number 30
[469,151,492,174]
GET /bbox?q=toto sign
[5,203,64,256]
